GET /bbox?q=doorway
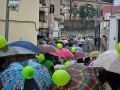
[118,20,120,43]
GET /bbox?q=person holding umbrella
[0,57,52,90]
[38,53,54,76]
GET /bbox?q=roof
[102,6,120,20]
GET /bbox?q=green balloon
[22,66,35,79]
[71,48,76,53]
[64,61,71,66]
[38,54,45,62]
[116,43,120,54]
[57,43,63,49]
[52,70,71,86]
[46,38,48,40]
[0,36,7,48]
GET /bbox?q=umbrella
[72,47,83,51]
[0,46,36,62]
[96,50,120,74]
[8,41,40,54]
[88,51,101,57]
[52,64,101,90]
[73,51,88,59]
[50,48,74,59]
[0,60,52,90]
[37,44,59,53]
[0,46,36,57]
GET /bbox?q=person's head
[0,57,8,72]
[45,53,54,61]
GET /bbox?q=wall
[0,0,39,45]
[109,15,117,49]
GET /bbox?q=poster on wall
[8,0,21,11]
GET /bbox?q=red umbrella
[50,48,73,59]
[50,52,65,57]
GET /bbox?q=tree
[78,3,96,19]
[72,3,78,19]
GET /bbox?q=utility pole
[69,0,73,32]
[97,0,101,51]
[5,0,9,42]
[84,4,87,36]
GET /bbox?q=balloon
[46,38,48,40]
[71,48,76,53]
[52,70,71,86]
[64,61,71,66]
[38,54,45,62]
[116,43,120,54]
[0,36,7,48]
[57,43,63,49]
[22,66,35,79]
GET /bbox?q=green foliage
[69,3,78,19]
[78,3,96,19]
[64,25,69,29]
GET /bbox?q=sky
[114,0,120,5]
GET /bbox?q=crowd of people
[0,35,120,90]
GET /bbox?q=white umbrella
[96,50,120,74]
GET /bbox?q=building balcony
[60,15,64,19]
[39,21,49,29]
[60,5,63,9]
[39,8,48,12]
[60,24,64,28]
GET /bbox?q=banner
[8,0,21,11]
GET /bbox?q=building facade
[0,0,39,45]
[50,0,65,38]
[39,0,54,38]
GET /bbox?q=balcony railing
[39,19,46,22]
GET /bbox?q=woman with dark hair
[0,57,8,73]
[0,57,9,89]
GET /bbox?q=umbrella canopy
[73,51,88,59]
[52,64,101,90]
[38,44,59,53]
[0,46,36,57]
[50,48,74,59]
[8,41,40,54]
[72,47,83,51]
[0,46,36,62]
[96,50,120,74]
[0,60,52,90]
[88,51,101,57]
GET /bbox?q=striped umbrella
[52,64,101,90]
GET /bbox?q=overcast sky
[114,0,120,5]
